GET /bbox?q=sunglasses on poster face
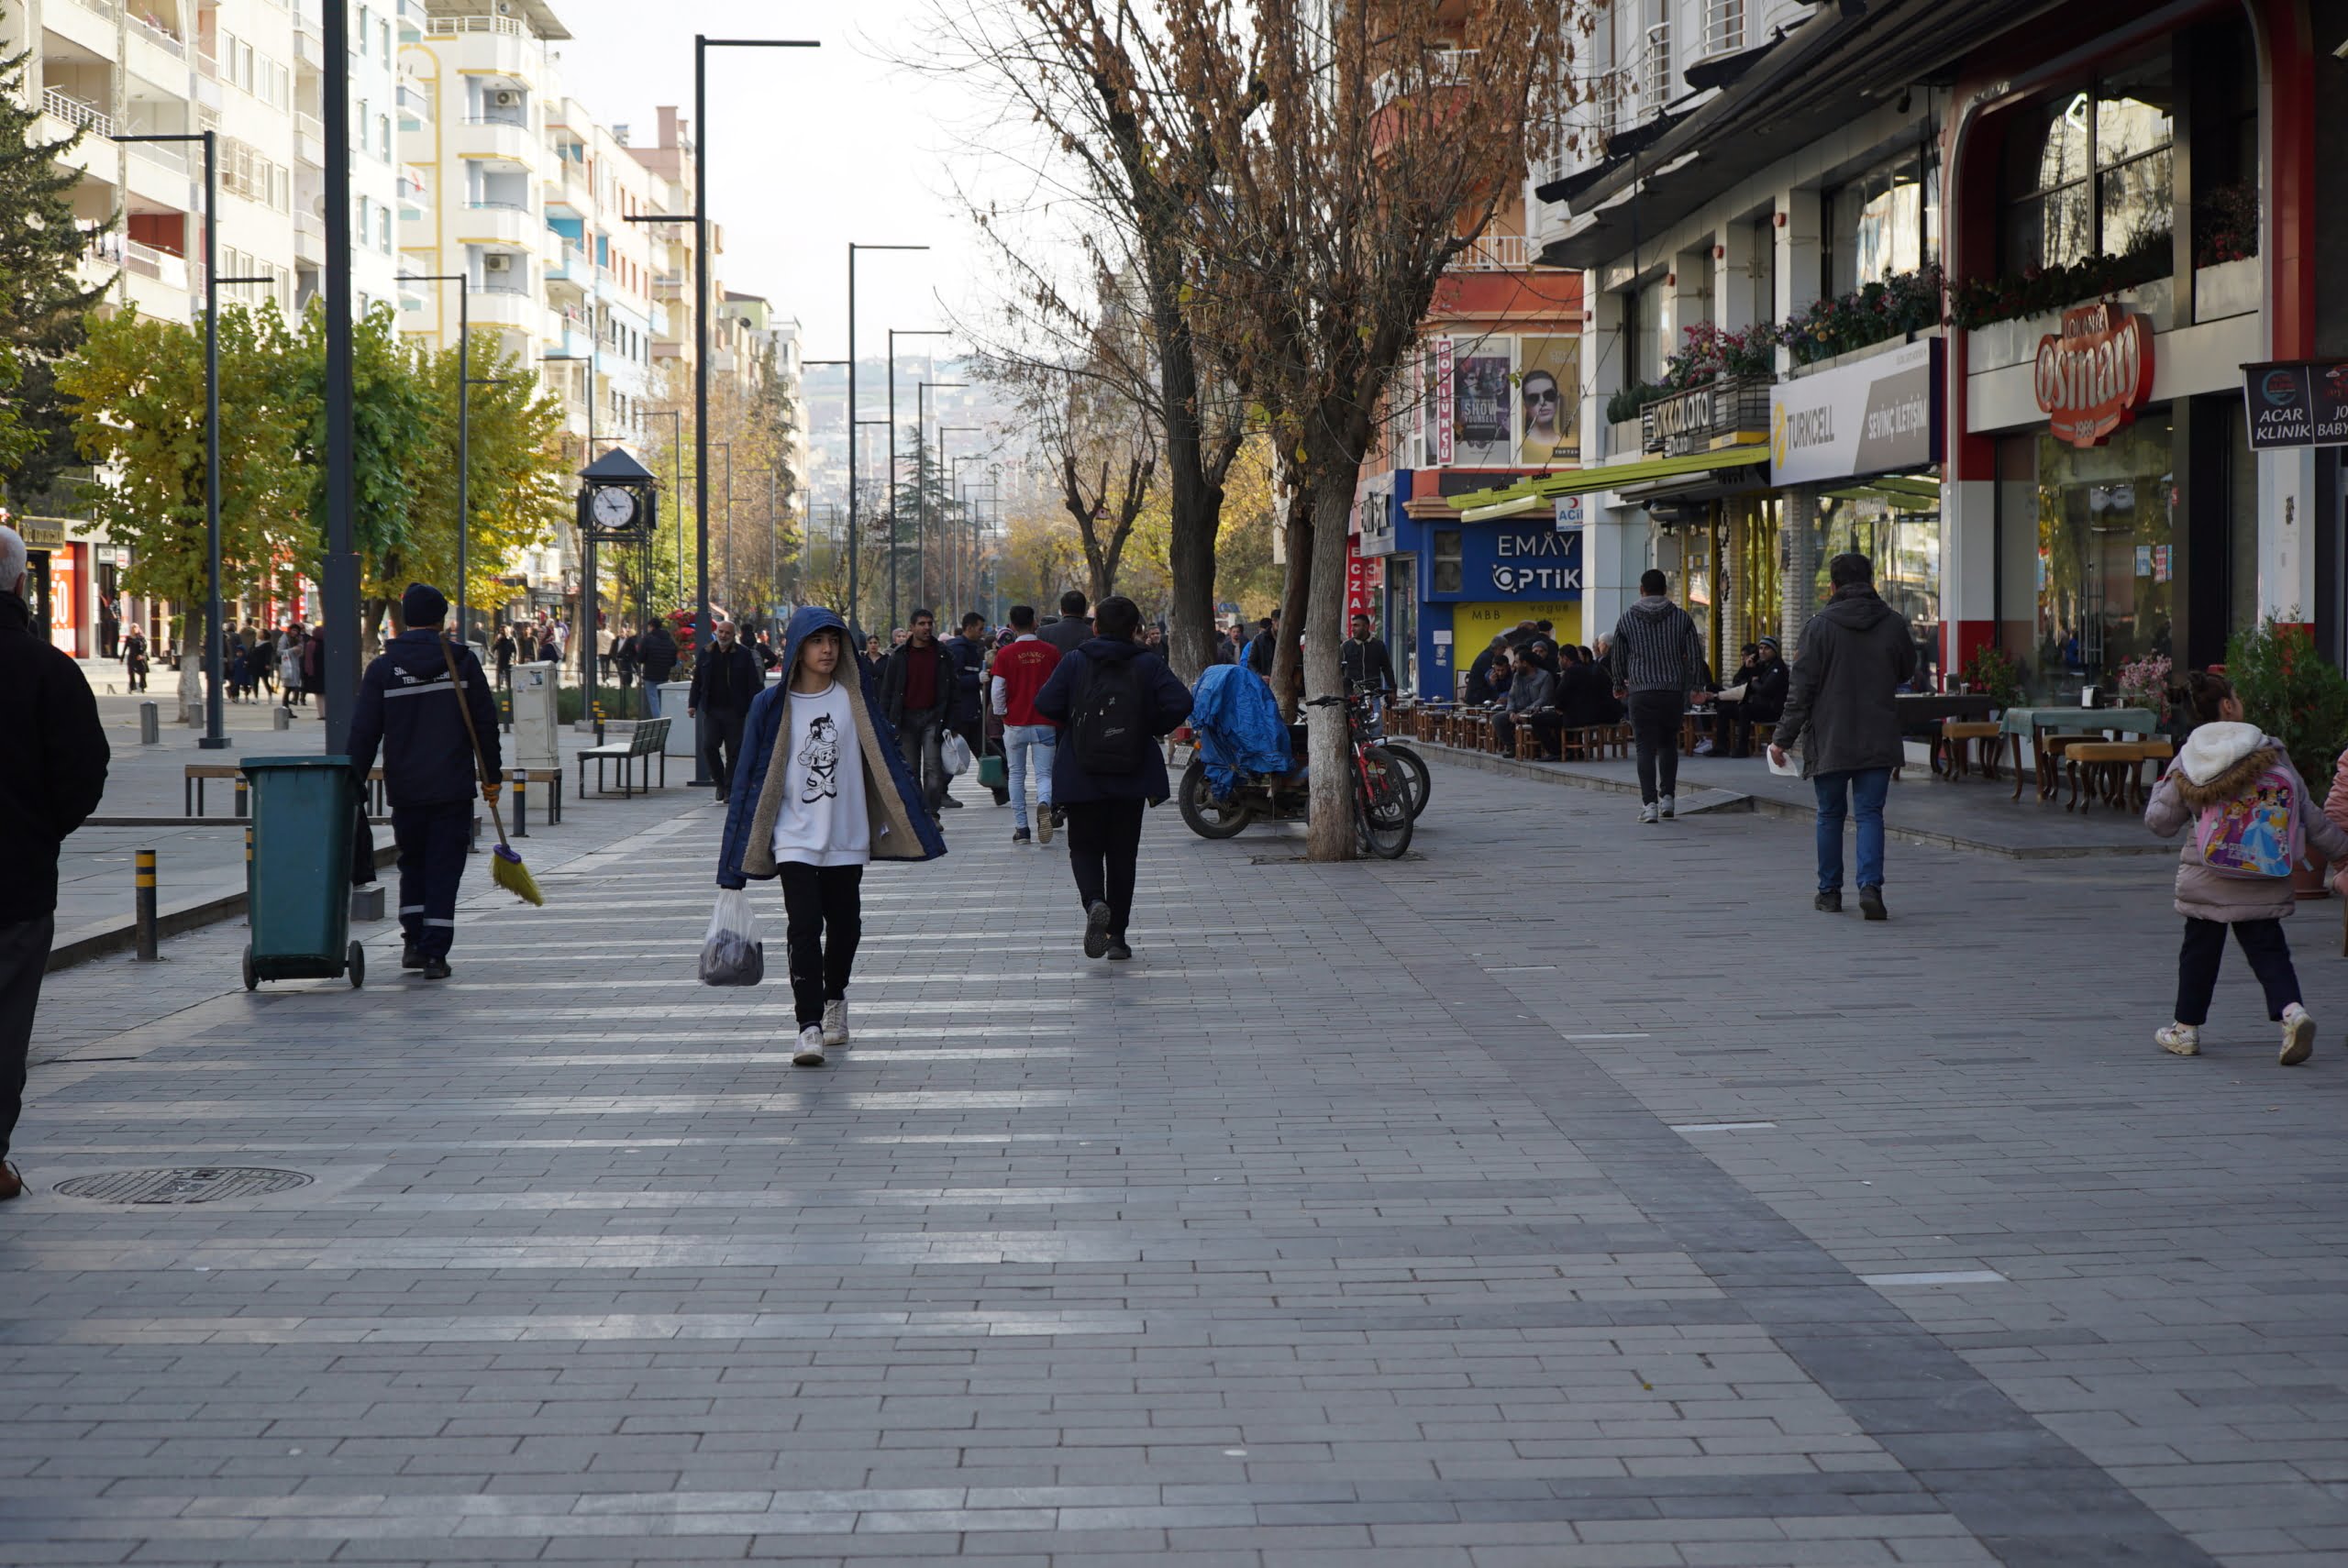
[1527,390,1560,406]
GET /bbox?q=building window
[1824,143,1939,293]
[1433,529,1463,594]
[2001,50,2173,275]
[378,114,392,160]
[378,205,391,253]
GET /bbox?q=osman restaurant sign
[2036,303,2154,448]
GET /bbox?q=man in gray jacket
[1770,552,1917,920]
[1605,569,1708,823]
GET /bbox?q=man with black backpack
[1031,595,1192,961]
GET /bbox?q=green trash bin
[240,755,364,989]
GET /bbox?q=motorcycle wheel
[1178,757,1255,839]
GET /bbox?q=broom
[439,632,545,907]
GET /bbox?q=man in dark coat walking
[637,620,679,713]
[942,612,990,810]
[1771,553,1917,920]
[346,583,501,980]
[1032,595,1193,962]
[880,608,958,816]
[1041,591,1093,655]
[0,526,109,1199]
[689,619,762,804]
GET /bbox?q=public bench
[577,717,671,800]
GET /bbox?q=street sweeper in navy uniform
[348,583,504,979]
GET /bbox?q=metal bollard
[233,777,249,819]
[510,769,527,837]
[134,848,158,961]
[138,701,160,746]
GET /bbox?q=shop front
[12,515,76,654]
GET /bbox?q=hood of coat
[1076,635,1146,664]
[1626,595,1677,619]
[2171,721,2281,808]
[1818,589,1895,633]
[776,605,851,688]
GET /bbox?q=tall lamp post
[398,273,475,635]
[113,129,272,749]
[845,246,925,634]
[951,450,983,616]
[885,327,949,629]
[319,0,358,746]
[914,382,965,610]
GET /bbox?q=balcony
[460,200,534,245]
[468,282,539,332]
[1370,47,1479,111]
[41,88,115,140]
[396,82,428,124]
[45,0,120,57]
[458,116,534,166]
[294,22,323,69]
[294,111,324,168]
[652,271,686,298]
[1452,232,1546,271]
[1637,21,1673,111]
[124,139,194,208]
[1700,0,1746,61]
[294,210,325,264]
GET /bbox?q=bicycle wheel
[1178,756,1255,839]
[1382,742,1432,820]
[1355,745,1414,859]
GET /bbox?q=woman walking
[715,607,945,1066]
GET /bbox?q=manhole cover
[54,1167,313,1204]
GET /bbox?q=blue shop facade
[1357,468,1584,701]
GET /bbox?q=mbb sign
[2036,303,2154,448]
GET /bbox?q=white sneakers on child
[2154,1006,2316,1065]
[822,999,850,1046]
[2281,1003,2315,1066]
[793,1025,825,1067]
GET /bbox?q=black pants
[0,914,53,1165]
[702,710,748,799]
[1493,711,1562,759]
[1627,689,1684,803]
[2176,916,2301,1026]
[392,800,471,961]
[1711,702,1750,756]
[1063,798,1146,941]
[778,862,863,1029]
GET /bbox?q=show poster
[1453,340,1513,467]
[1517,337,1579,465]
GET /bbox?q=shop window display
[2016,415,2177,699]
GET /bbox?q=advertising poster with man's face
[1518,337,1580,465]
[1454,339,1513,466]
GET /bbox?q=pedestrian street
[7,762,2348,1567]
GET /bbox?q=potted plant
[2113,654,2172,722]
[2222,621,2348,898]
[1956,643,2023,715]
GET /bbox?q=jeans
[897,717,947,813]
[1063,797,1146,941]
[0,913,55,1165]
[1003,723,1057,829]
[778,862,863,1029]
[392,800,472,961]
[644,681,661,716]
[2176,916,2300,1026]
[1626,689,1685,803]
[1811,767,1892,892]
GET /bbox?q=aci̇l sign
[2035,303,2154,448]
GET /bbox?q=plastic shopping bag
[941,730,973,776]
[698,888,765,987]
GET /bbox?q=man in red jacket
[990,603,1063,845]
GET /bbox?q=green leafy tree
[0,45,111,495]
[53,304,303,646]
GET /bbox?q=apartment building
[396,0,664,613]
[10,0,400,654]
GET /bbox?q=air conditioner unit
[484,253,514,273]
[493,90,519,107]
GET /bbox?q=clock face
[591,486,637,527]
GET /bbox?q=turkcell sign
[2243,360,2348,450]
[1767,337,1942,485]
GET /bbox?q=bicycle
[1348,682,1432,821]
[1307,691,1414,859]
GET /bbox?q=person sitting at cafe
[1704,643,1762,755]
[1492,646,1561,761]
[1555,645,1617,734]
[1714,636,1789,757]
[1465,635,1511,703]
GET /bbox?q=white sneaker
[1660,795,1677,820]
[2154,1022,2199,1057]
[1036,803,1055,845]
[2281,1003,2315,1066]
[821,999,849,1046]
[792,1025,825,1067]
[1639,802,1660,824]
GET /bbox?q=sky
[546,0,1023,363]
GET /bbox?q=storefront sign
[2035,303,2154,448]
[1644,383,1716,458]
[1768,338,1943,485]
[1434,337,1456,464]
[1357,491,1398,558]
[1346,552,1379,618]
[1555,493,1584,532]
[15,514,67,549]
[2243,359,2348,450]
[1487,528,1580,594]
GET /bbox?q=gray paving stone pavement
[7,749,2348,1564]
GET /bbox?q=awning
[1453,445,1770,514]
[1456,492,1558,524]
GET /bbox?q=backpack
[1068,651,1147,774]
[2193,765,2301,878]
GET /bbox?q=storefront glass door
[2029,414,2176,698]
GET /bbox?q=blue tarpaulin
[1189,664,1292,799]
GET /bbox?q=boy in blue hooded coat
[716,607,946,1064]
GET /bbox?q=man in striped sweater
[1604,569,1709,823]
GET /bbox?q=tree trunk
[1270,483,1313,724]
[1302,469,1358,862]
[1165,462,1223,682]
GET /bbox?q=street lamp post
[914,382,966,611]
[113,129,271,749]
[952,451,983,616]
[885,328,949,630]
[400,274,472,637]
[845,247,924,633]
